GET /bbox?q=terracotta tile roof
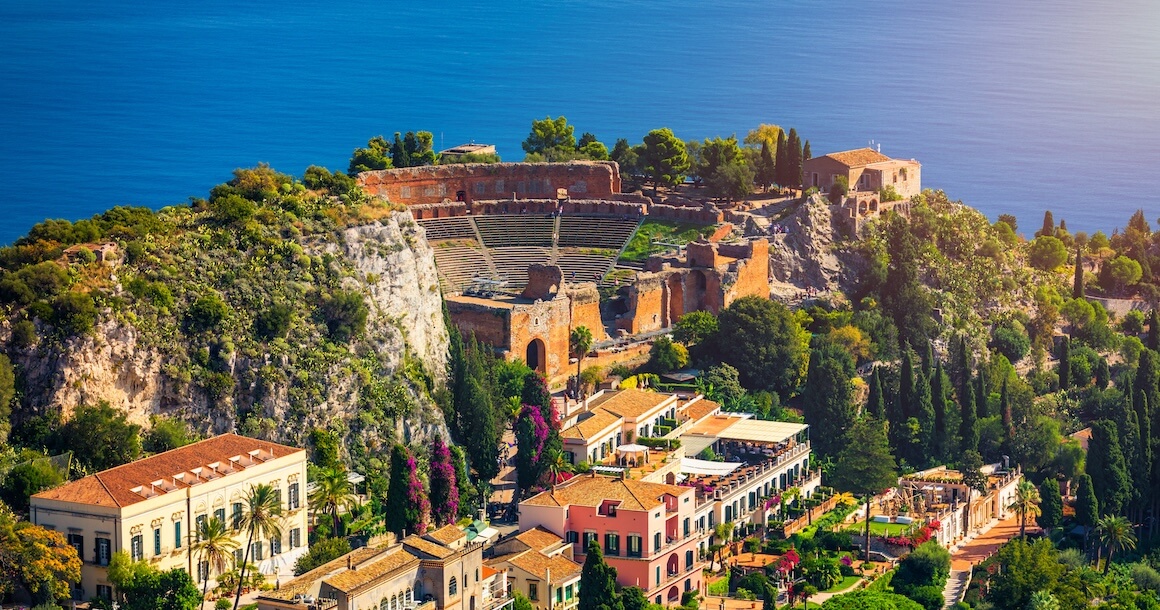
[512,526,565,552]
[507,551,582,583]
[326,547,421,593]
[33,433,304,508]
[426,524,467,545]
[521,473,688,511]
[561,409,621,441]
[482,565,499,579]
[403,534,455,559]
[822,148,893,168]
[680,399,720,424]
[261,546,383,601]
[596,389,673,419]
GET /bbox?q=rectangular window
[683,518,690,537]
[154,527,162,556]
[529,582,538,601]
[195,514,207,541]
[251,541,263,561]
[234,548,244,567]
[627,535,642,558]
[655,566,661,587]
[198,560,210,582]
[271,537,281,556]
[288,483,300,509]
[289,528,301,549]
[274,488,282,508]
[583,531,597,548]
[131,535,143,562]
[174,521,182,549]
[604,533,620,556]
[566,585,574,600]
[566,531,579,544]
[97,538,111,566]
[96,585,113,601]
[653,532,661,552]
[214,508,226,525]
[557,588,563,604]
[67,533,83,559]
[231,503,243,528]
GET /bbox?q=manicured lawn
[823,575,861,593]
[620,220,715,262]
[845,519,911,536]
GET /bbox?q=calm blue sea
[2,0,1159,245]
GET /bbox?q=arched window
[381,599,389,610]
[407,589,413,603]
[450,576,459,596]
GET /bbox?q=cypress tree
[920,340,933,378]
[1086,419,1131,515]
[1075,474,1098,528]
[1095,357,1110,389]
[757,140,776,192]
[787,128,803,188]
[975,367,989,420]
[1114,402,1143,506]
[802,140,811,161]
[890,346,916,456]
[1149,309,1160,352]
[959,368,979,454]
[1057,336,1071,390]
[775,131,789,188]
[914,370,935,465]
[1038,478,1063,530]
[932,361,948,461]
[1039,210,1055,237]
[1136,349,1160,432]
[867,366,885,420]
[1133,388,1152,505]
[579,540,622,610]
[1000,376,1013,451]
[391,132,410,168]
[802,342,857,458]
[1073,246,1085,299]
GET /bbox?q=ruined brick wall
[647,204,723,224]
[720,239,770,306]
[567,284,606,342]
[445,303,513,351]
[509,298,572,378]
[468,198,645,217]
[409,202,468,219]
[357,162,621,205]
[617,274,666,334]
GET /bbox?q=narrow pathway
[949,516,1021,571]
[941,569,970,609]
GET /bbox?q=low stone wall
[357,161,621,205]
[648,204,723,224]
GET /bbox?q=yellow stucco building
[30,433,310,601]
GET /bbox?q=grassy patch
[824,575,862,593]
[707,577,729,596]
[845,520,911,536]
[619,220,716,262]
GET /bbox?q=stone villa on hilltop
[30,434,309,603]
[802,148,921,232]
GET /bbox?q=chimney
[348,556,353,570]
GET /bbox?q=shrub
[319,289,368,343]
[1028,236,1068,271]
[11,319,36,348]
[903,585,945,610]
[254,302,294,340]
[294,537,352,575]
[1131,563,1160,592]
[52,291,98,336]
[216,600,232,610]
[989,320,1029,363]
[185,294,229,332]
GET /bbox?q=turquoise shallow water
[1,0,1158,244]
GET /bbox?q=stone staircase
[942,569,970,609]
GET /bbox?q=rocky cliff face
[8,211,450,448]
[767,194,867,295]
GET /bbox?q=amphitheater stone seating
[416,217,477,241]
[558,215,641,250]
[556,248,617,284]
[474,215,555,247]
[430,245,495,292]
[488,247,554,288]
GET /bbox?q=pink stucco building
[519,474,706,606]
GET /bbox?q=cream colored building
[487,527,581,610]
[30,433,309,601]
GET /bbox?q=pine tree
[1086,420,1131,515]
[1075,474,1098,527]
[975,367,989,420]
[867,366,885,420]
[1073,246,1085,299]
[428,436,460,527]
[1038,478,1063,530]
[1039,210,1055,237]
[802,342,857,457]
[1057,336,1071,390]
[931,361,949,461]
[579,540,622,610]
[830,419,898,561]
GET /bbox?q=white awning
[680,457,743,476]
[680,436,717,457]
[616,444,650,453]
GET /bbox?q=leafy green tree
[610,138,639,188]
[232,484,283,610]
[1104,255,1143,292]
[706,159,754,202]
[1094,514,1137,574]
[711,296,809,397]
[193,517,239,600]
[1085,420,1131,515]
[879,214,934,349]
[1057,335,1070,390]
[579,540,622,610]
[143,415,197,453]
[0,354,14,444]
[821,591,923,610]
[0,505,81,604]
[802,340,856,457]
[989,319,1030,364]
[1037,478,1063,530]
[892,541,950,605]
[254,302,293,340]
[0,460,65,511]
[523,116,577,161]
[576,133,610,160]
[988,539,1063,610]
[391,133,409,169]
[622,587,650,610]
[638,128,689,194]
[513,592,535,610]
[570,326,594,396]
[348,135,392,173]
[402,131,437,166]
[108,554,202,610]
[318,289,368,343]
[52,402,141,471]
[673,311,718,349]
[185,293,229,333]
[647,336,688,373]
[309,465,357,535]
[292,536,350,576]
[1028,236,1068,271]
[701,363,746,406]
[829,418,898,561]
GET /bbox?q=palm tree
[233,483,285,610]
[308,465,357,535]
[193,517,239,602]
[545,449,574,485]
[1007,479,1042,539]
[1095,515,1137,574]
[569,326,594,398]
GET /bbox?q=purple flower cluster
[405,453,431,534]
[429,437,460,526]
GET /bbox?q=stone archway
[666,274,684,326]
[526,338,547,374]
[667,586,681,603]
